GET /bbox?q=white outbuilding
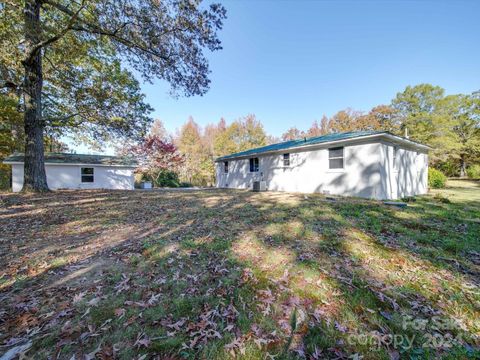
[215,131,430,200]
[4,153,136,192]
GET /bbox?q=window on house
[81,167,94,183]
[393,146,398,170]
[249,157,259,172]
[224,161,229,173]
[283,153,290,167]
[328,147,344,169]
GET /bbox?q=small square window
[249,157,259,172]
[283,153,290,167]
[81,167,94,183]
[224,161,229,173]
[328,147,344,169]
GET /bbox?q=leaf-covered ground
[0,180,479,359]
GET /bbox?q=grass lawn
[0,180,479,359]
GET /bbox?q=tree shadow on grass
[0,189,269,358]
[228,192,479,358]
[0,189,478,359]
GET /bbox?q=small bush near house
[155,170,181,187]
[467,164,480,179]
[428,168,447,189]
[134,173,144,188]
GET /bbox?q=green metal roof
[3,153,137,166]
[216,130,388,161]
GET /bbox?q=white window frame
[249,157,259,172]
[224,161,229,173]
[328,147,344,170]
[81,167,94,183]
[283,153,290,167]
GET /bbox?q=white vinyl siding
[216,139,428,200]
[10,164,135,192]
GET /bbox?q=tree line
[123,83,480,188]
[281,84,480,177]
[122,114,268,187]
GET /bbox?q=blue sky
[71,0,480,154]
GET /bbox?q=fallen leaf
[114,308,126,319]
[87,297,101,307]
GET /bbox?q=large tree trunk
[22,0,49,192]
[459,154,467,178]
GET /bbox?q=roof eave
[381,133,431,150]
[3,161,137,167]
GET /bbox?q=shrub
[154,170,180,188]
[428,168,447,189]
[0,165,11,190]
[136,170,182,187]
[467,164,480,179]
[436,160,459,178]
[134,173,144,188]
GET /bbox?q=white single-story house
[215,131,430,200]
[3,153,137,192]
